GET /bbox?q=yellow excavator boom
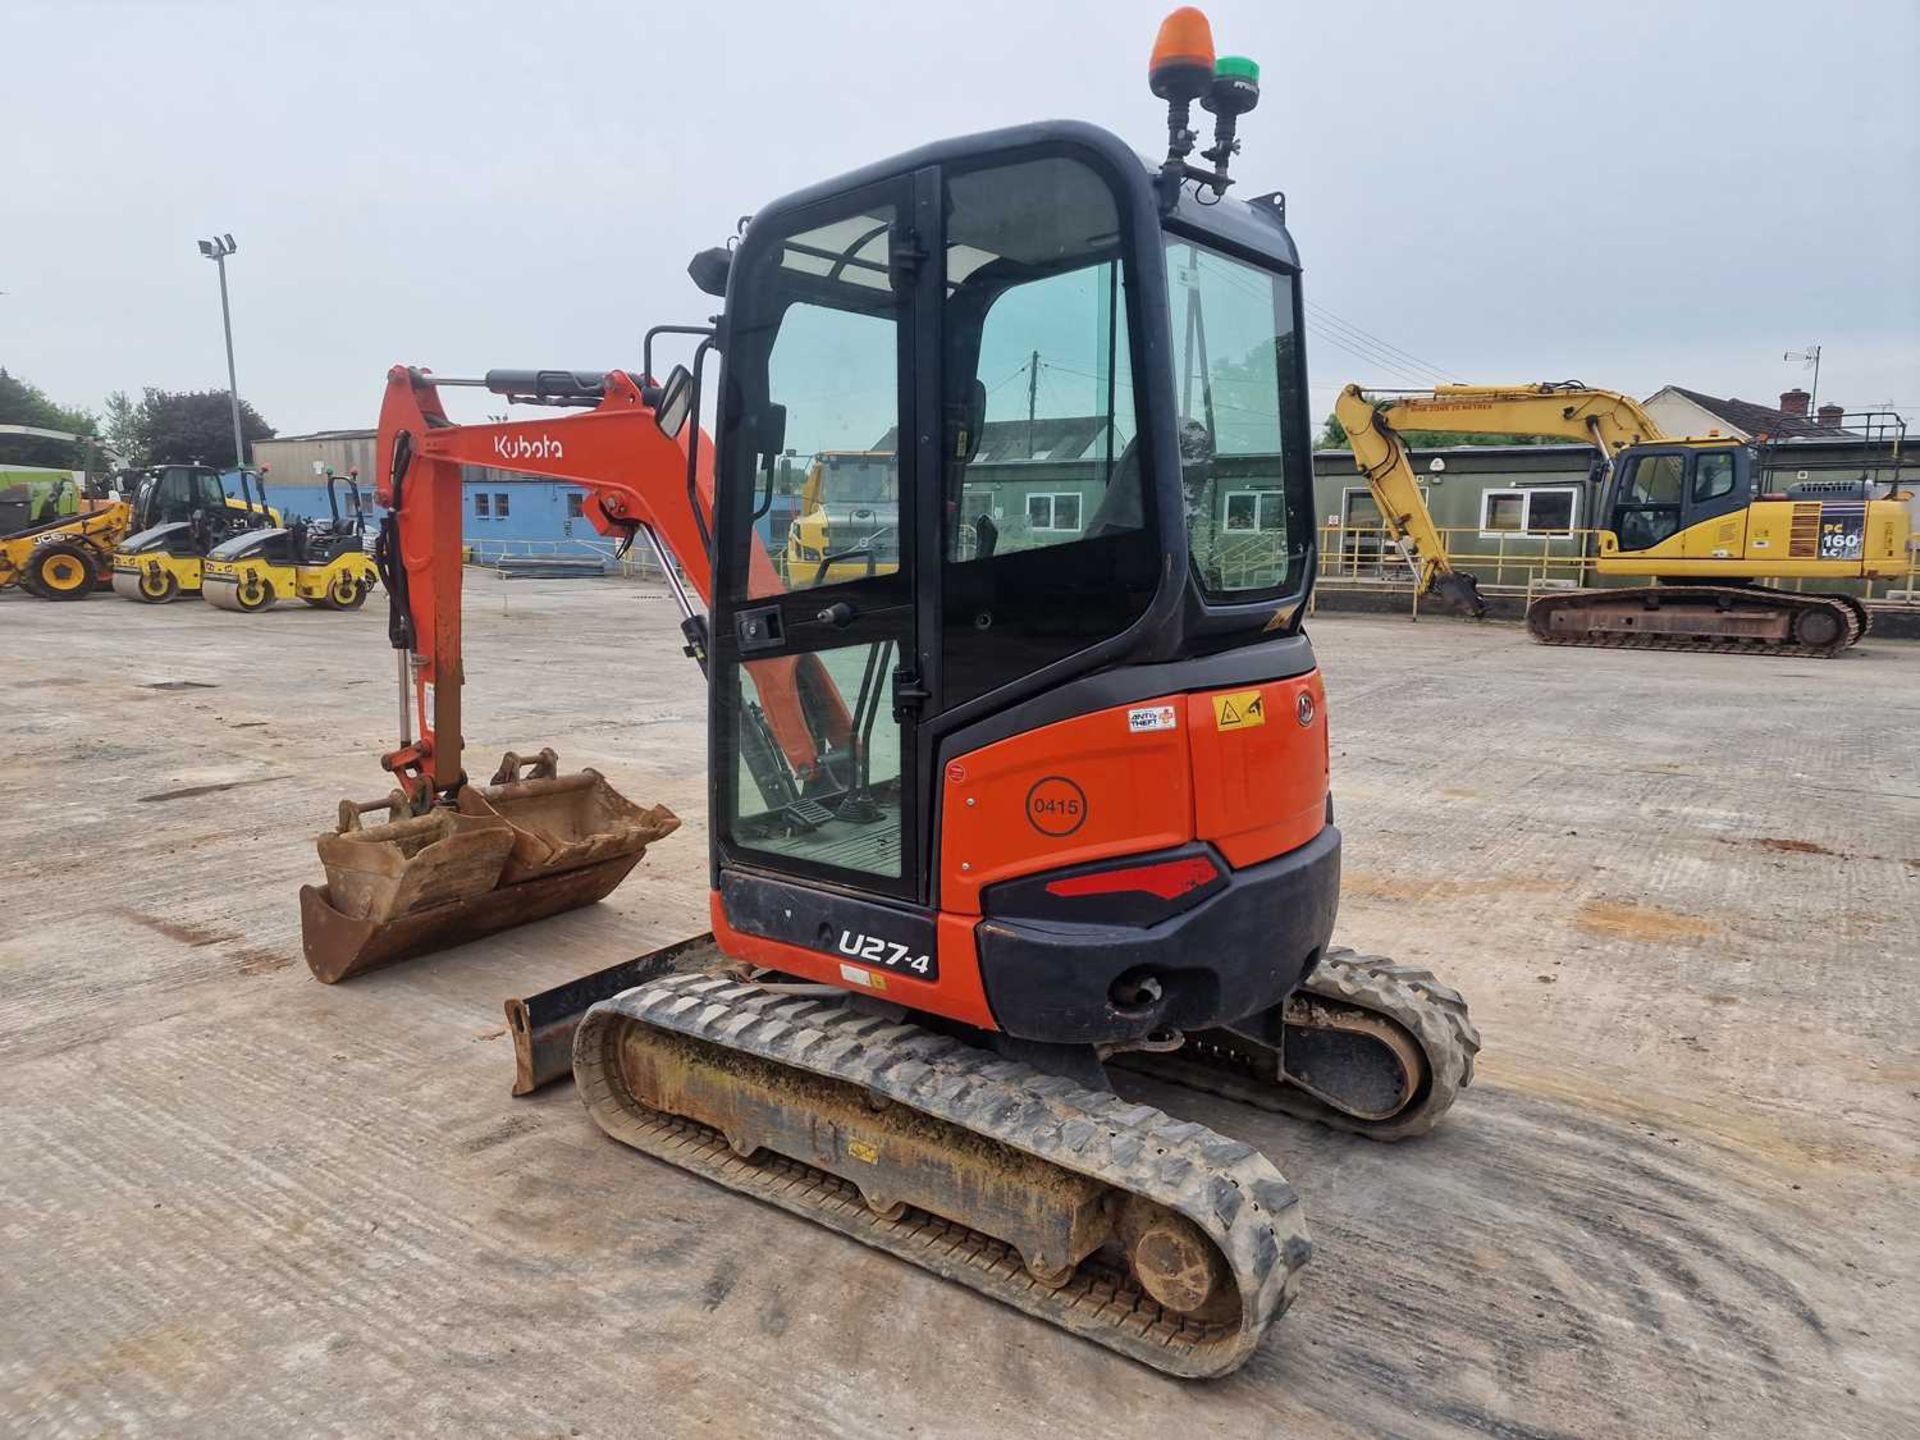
[1335,382,1682,618]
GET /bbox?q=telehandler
[302,9,1478,1377]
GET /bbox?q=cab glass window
[1165,239,1308,598]
[1692,452,1736,503]
[727,197,904,601]
[939,153,1158,709]
[1626,454,1684,504]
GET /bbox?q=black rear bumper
[975,825,1341,1044]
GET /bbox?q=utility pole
[199,234,246,468]
[1026,349,1040,458]
[1784,344,1822,413]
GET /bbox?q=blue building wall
[259,477,798,559]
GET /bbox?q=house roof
[1661,387,1853,440]
[258,429,376,444]
[872,415,1111,462]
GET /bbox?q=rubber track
[574,973,1312,1378]
[1125,949,1481,1143]
[1525,585,1863,658]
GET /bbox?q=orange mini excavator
[300,9,1479,1377]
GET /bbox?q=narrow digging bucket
[299,755,679,985]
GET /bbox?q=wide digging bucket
[299,752,678,984]
[455,750,680,886]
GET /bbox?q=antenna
[1783,344,1822,412]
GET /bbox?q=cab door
[711,172,929,903]
[1679,448,1751,558]
[1607,450,1686,553]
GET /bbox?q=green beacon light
[1200,55,1261,185]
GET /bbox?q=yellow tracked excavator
[1335,383,1913,656]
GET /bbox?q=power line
[1304,301,1461,385]
[1305,325,1435,390]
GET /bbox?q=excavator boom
[372,365,846,802]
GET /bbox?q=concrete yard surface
[1,580,1915,1439]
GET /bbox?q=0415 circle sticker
[1025,776,1088,836]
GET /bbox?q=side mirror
[688,247,732,298]
[654,365,694,440]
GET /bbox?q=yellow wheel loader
[0,448,134,601]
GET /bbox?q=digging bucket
[455,750,680,885]
[299,753,678,984]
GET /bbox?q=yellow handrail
[1311,521,1920,605]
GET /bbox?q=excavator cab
[702,121,1331,1039]
[1604,442,1753,553]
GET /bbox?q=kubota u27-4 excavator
[306,9,1479,1377]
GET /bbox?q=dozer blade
[299,752,679,983]
[505,933,719,1095]
[573,974,1313,1378]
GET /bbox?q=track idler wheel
[1280,995,1427,1122]
[1117,1197,1239,1323]
[1792,604,1845,649]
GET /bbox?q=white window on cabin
[1026,492,1082,533]
[1223,490,1286,532]
[1479,486,1578,537]
[495,492,511,518]
[474,492,490,518]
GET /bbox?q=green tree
[128,388,275,466]
[102,390,143,465]
[0,369,100,468]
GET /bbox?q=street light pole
[199,234,246,469]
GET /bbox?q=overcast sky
[5,0,1916,436]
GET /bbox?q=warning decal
[1211,689,1267,731]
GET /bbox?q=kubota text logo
[494,434,564,461]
